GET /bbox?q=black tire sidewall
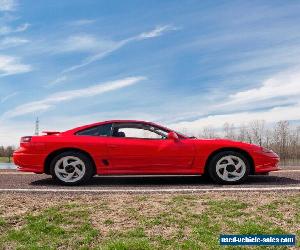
[208,151,250,184]
[50,151,94,185]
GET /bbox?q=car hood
[192,138,262,151]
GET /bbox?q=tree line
[187,120,300,164]
[0,146,16,162]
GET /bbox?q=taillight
[21,136,32,143]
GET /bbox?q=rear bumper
[13,151,44,173]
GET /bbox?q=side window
[118,127,163,139]
[112,123,168,139]
[76,123,112,136]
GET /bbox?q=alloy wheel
[54,156,86,183]
[215,155,246,182]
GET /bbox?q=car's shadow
[30,175,300,187]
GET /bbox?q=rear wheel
[208,151,250,184]
[50,151,94,185]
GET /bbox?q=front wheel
[50,151,94,185]
[208,151,250,184]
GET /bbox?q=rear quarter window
[75,123,112,136]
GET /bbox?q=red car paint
[13,120,280,175]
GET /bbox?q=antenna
[34,117,39,135]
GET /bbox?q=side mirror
[167,131,179,141]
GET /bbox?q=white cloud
[0,0,17,11]
[47,75,68,87]
[228,69,300,105]
[170,68,300,133]
[0,23,30,35]
[0,120,33,146]
[65,35,99,52]
[61,25,178,74]
[2,76,146,118]
[138,25,178,39]
[61,42,122,73]
[0,37,29,49]
[170,102,300,134]
[58,34,115,53]
[0,26,12,35]
[45,24,178,86]
[0,55,32,76]
[14,23,29,32]
[0,91,18,103]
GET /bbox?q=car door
[106,122,195,174]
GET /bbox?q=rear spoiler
[42,131,60,135]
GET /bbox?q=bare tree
[201,126,217,138]
[273,121,289,162]
[223,122,236,140]
[249,120,265,146]
[288,125,300,161]
[0,146,5,157]
[237,124,248,142]
[264,128,272,149]
[5,146,15,163]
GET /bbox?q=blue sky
[0,0,300,145]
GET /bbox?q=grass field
[0,192,299,249]
[0,157,10,163]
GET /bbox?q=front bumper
[253,150,280,173]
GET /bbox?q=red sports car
[13,120,280,185]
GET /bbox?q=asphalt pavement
[0,168,299,193]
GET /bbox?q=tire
[208,151,250,184]
[50,151,94,185]
[201,172,212,180]
[257,172,269,176]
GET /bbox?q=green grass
[0,194,299,249]
[0,157,10,163]
[1,205,98,249]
